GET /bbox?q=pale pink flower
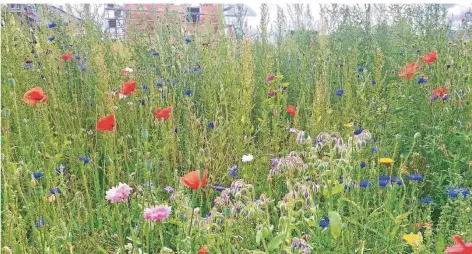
[105,183,132,203]
[144,205,172,222]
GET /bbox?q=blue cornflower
[174,128,178,133]
[156,82,163,88]
[56,165,67,174]
[371,80,376,85]
[378,175,390,187]
[35,218,45,228]
[152,51,159,56]
[79,64,87,72]
[48,22,57,28]
[31,172,44,179]
[360,180,371,188]
[409,173,424,181]
[185,89,192,96]
[48,35,55,42]
[399,51,403,56]
[142,84,149,90]
[371,146,377,153]
[163,186,175,193]
[185,37,192,44]
[319,217,330,228]
[447,187,470,198]
[228,165,238,178]
[442,94,450,101]
[335,89,344,96]
[74,55,81,60]
[50,188,61,194]
[354,128,363,135]
[24,61,32,69]
[208,122,215,129]
[161,92,166,98]
[193,67,200,72]
[358,66,364,72]
[416,49,420,54]
[360,162,366,168]
[420,197,432,204]
[79,156,90,164]
[139,99,145,106]
[391,176,404,186]
[212,184,225,192]
[417,76,427,84]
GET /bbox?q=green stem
[159,223,165,248]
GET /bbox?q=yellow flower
[47,194,56,202]
[343,122,353,127]
[402,232,422,246]
[379,157,394,166]
[280,82,289,88]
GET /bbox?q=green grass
[1,3,472,254]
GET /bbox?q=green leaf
[323,184,343,198]
[328,211,342,239]
[268,233,286,251]
[256,229,262,246]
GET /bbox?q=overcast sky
[242,3,472,30]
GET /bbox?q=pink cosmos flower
[105,183,132,203]
[144,205,172,222]
[266,75,275,83]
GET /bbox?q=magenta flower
[105,183,132,203]
[144,205,172,222]
[266,75,275,83]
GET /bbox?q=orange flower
[432,87,447,98]
[180,169,208,190]
[399,62,420,80]
[286,105,296,116]
[422,51,437,64]
[197,246,209,254]
[61,51,73,61]
[120,81,136,96]
[154,106,172,120]
[96,114,115,131]
[23,87,47,106]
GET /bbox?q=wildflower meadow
[1,3,472,254]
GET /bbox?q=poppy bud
[414,132,421,140]
[8,78,15,87]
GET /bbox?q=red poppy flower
[286,105,296,116]
[153,106,172,120]
[432,87,447,98]
[446,235,472,254]
[96,114,115,131]
[61,51,73,61]
[399,62,420,80]
[180,169,208,190]
[23,87,47,106]
[120,81,136,96]
[422,51,437,64]
[197,246,209,254]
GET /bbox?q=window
[187,7,200,24]
[108,19,116,28]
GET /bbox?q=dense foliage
[1,4,471,254]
